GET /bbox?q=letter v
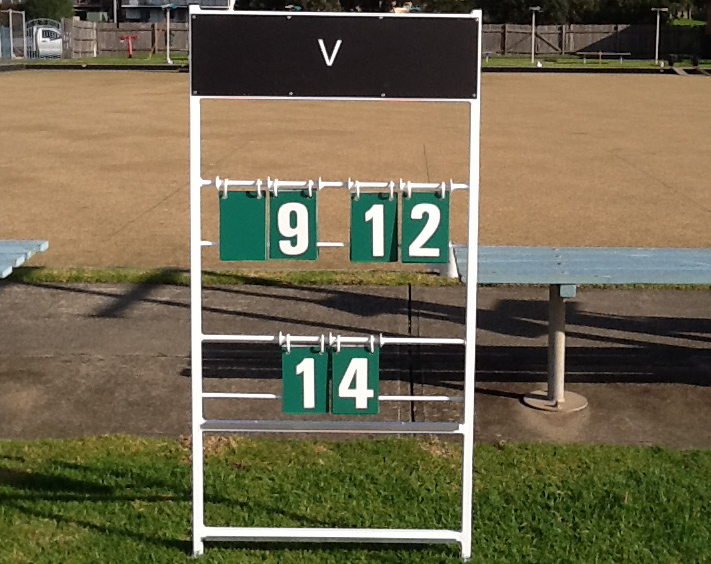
[317,39,342,67]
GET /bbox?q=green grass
[9,266,711,291]
[670,18,706,27]
[19,53,710,69]
[24,53,187,66]
[6,266,460,287]
[0,435,709,563]
[483,54,711,69]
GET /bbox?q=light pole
[162,4,174,65]
[652,7,668,64]
[529,6,542,64]
[113,0,118,27]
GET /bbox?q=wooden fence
[62,20,188,58]
[483,23,704,57]
[62,20,703,59]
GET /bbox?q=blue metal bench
[452,246,711,412]
[0,240,49,279]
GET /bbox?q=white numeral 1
[338,358,374,409]
[278,202,309,255]
[295,357,315,409]
[408,203,441,258]
[364,204,385,257]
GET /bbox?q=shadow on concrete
[14,282,711,389]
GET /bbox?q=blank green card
[219,191,267,261]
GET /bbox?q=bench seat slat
[456,246,711,285]
[0,240,49,280]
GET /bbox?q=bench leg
[548,284,566,403]
[522,284,588,412]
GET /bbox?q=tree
[22,0,74,21]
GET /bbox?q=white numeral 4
[338,358,374,409]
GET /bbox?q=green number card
[350,192,398,262]
[282,347,329,414]
[269,190,318,260]
[401,192,450,263]
[331,348,379,415]
[219,191,267,261]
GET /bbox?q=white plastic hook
[388,180,395,201]
[369,334,375,354]
[400,179,412,199]
[319,334,326,354]
[268,177,278,197]
[307,179,314,198]
[335,334,341,353]
[216,176,228,199]
[439,181,447,199]
[285,333,292,354]
[255,178,263,199]
[278,331,285,349]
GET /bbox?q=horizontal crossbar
[201,333,465,347]
[202,392,464,402]
[210,176,469,195]
[201,420,463,434]
[201,526,462,544]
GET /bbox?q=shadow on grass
[0,455,368,555]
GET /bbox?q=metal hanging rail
[203,392,464,402]
[201,332,466,348]
[210,176,470,199]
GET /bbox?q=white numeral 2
[364,204,385,257]
[278,202,309,255]
[295,357,315,409]
[408,203,441,258]
[338,358,374,409]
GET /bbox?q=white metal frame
[0,9,26,59]
[189,6,482,559]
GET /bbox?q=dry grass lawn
[1,70,710,270]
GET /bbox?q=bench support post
[548,284,566,404]
[522,284,588,413]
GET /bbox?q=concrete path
[0,282,710,448]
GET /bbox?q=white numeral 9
[277,202,309,255]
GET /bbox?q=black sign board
[190,13,478,100]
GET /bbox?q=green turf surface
[482,55,711,69]
[9,266,711,291]
[6,266,460,287]
[0,436,708,563]
[24,54,188,66]
[18,54,710,70]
